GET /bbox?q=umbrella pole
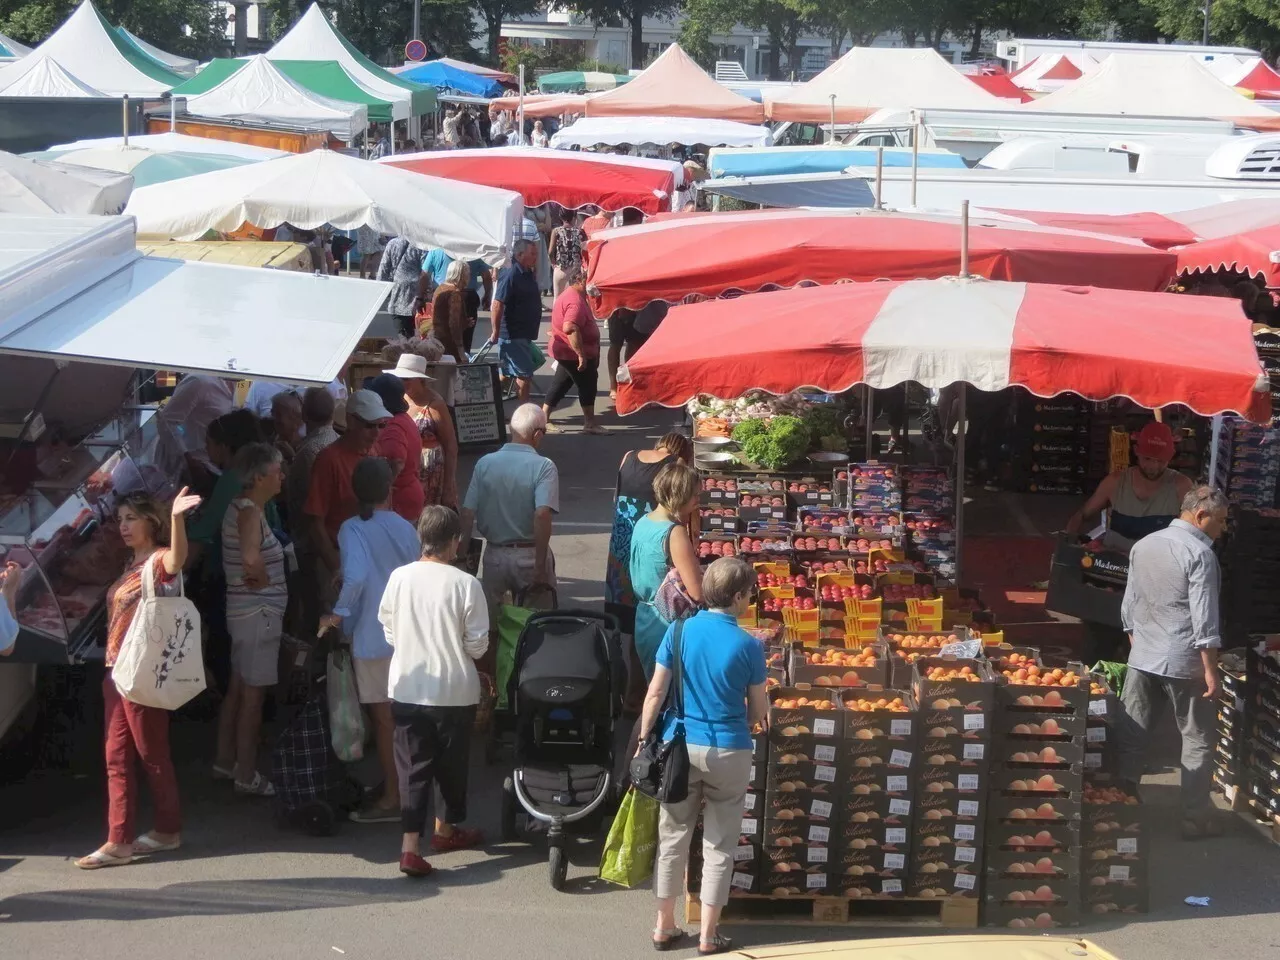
[911,118,920,207]
[955,386,967,586]
[865,385,875,457]
[828,95,836,145]
[518,65,526,145]
[170,96,176,133]
[122,95,129,146]
[960,200,970,277]
[873,146,883,210]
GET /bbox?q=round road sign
[405,39,427,62]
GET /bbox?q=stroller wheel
[548,843,568,891]
[501,777,518,842]
[298,800,336,837]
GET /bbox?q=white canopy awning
[550,116,771,149]
[125,149,522,265]
[0,215,389,384]
[0,52,105,97]
[43,132,288,162]
[0,151,132,214]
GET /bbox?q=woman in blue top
[629,462,703,680]
[636,557,768,956]
[318,458,421,824]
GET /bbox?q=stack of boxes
[902,467,956,584]
[1224,420,1280,510]
[908,656,997,902]
[985,654,1089,929]
[1080,780,1148,917]
[1083,673,1119,778]
[1223,511,1280,637]
[1009,392,1090,496]
[1211,652,1248,802]
[1246,645,1280,820]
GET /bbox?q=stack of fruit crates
[908,656,998,902]
[902,466,956,583]
[985,653,1090,929]
[1080,780,1148,917]
[1009,392,1090,496]
[1246,645,1280,821]
[1083,672,1120,778]
[1211,652,1248,802]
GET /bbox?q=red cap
[1134,422,1175,462]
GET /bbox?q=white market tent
[550,116,772,149]
[43,132,287,161]
[182,55,368,141]
[0,0,181,97]
[125,149,522,265]
[1010,52,1098,93]
[0,151,132,214]
[0,215,390,385]
[267,3,432,116]
[1028,53,1280,128]
[0,31,32,60]
[117,26,200,78]
[766,47,1007,122]
[0,53,105,97]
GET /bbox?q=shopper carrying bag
[112,553,204,709]
[630,619,689,804]
[599,787,660,888]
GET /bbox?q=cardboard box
[742,788,764,818]
[829,876,907,899]
[915,816,984,849]
[1080,800,1144,837]
[1082,887,1149,917]
[699,476,740,506]
[832,822,911,851]
[996,663,1091,714]
[918,703,993,740]
[766,759,841,791]
[918,734,992,767]
[845,765,915,797]
[915,789,985,824]
[913,656,998,706]
[768,687,844,741]
[763,791,836,823]
[911,837,982,871]
[840,687,919,740]
[759,867,832,895]
[987,848,1079,878]
[751,733,768,763]
[984,901,1080,929]
[760,842,833,871]
[994,733,1085,766]
[987,821,1079,853]
[832,846,909,878]
[992,762,1084,797]
[789,645,889,689]
[841,737,918,770]
[1081,834,1147,866]
[985,875,1078,904]
[738,814,763,841]
[748,759,767,789]
[832,792,914,829]
[988,794,1081,823]
[762,818,835,848]
[907,868,980,899]
[770,735,834,766]
[917,763,988,795]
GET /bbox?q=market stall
[549,116,771,150]
[379,146,685,214]
[580,44,764,123]
[0,150,132,214]
[584,209,1180,317]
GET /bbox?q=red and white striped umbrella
[615,277,1269,421]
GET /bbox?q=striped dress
[222,498,288,622]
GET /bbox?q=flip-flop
[135,835,182,854]
[75,849,134,870]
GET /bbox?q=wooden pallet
[683,892,980,929]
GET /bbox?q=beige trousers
[653,744,752,907]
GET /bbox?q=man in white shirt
[155,374,235,477]
[378,505,489,878]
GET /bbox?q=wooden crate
[683,893,979,929]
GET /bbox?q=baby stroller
[500,608,622,889]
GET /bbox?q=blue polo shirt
[463,442,559,544]
[494,263,542,340]
[423,249,489,292]
[657,610,767,750]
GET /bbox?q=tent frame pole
[873,146,883,210]
[960,200,970,277]
[955,387,966,586]
[828,94,836,145]
[865,385,875,457]
[122,95,129,147]
[911,114,920,207]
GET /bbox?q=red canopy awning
[1173,225,1280,284]
[616,278,1268,422]
[586,209,1178,316]
[1234,59,1280,100]
[378,147,683,214]
[968,72,1033,103]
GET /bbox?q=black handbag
[630,620,690,804]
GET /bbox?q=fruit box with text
[768,687,844,740]
[908,868,981,899]
[763,818,838,848]
[696,533,739,564]
[832,875,907,899]
[910,836,983,872]
[1082,887,1148,917]
[985,901,1080,929]
[765,792,838,823]
[1081,808,1144,838]
[738,495,789,523]
[844,764,916,797]
[742,789,764,818]
[918,734,991,768]
[917,761,988,794]
[785,479,837,508]
[770,735,847,769]
[996,661,1091,715]
[791,533,847,556]
[837,822,910,851]
[839,688,919,740]
[748,759,767,789]
[915,789,985,825]
[699,476,739,506]
[789,643,889,689]
[992,763,1084,798]
[832,846,910,879]
[758,866,832,895]
[914,816,984,848]
[988,794,1082,823]
[763,779,832,813]
[766,759,844,791]
[987,821,1079,853]
[833,790,914,825]
[1082,856,1147,887]
[840,736,918,770]
[699,507,740,533]
[996,731,1086,766]
[987,847,1079,879]
[985,876,1078,905]
[797,507,854,535]
[739,814,763,841]
[761,841,834,872]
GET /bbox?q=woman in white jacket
[378,504,490,878]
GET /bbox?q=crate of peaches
[699,475,739,506]
[880,629,972,684]
[738,492,788,523]
[912,657,999,729]
[699,505,740,532]
[791,532,847,555]
[789,642,888,689]
[839,688,917,740]
[695,534,738,563]
[994,652,1092,715]
[785,478,837,508]
[737,534,791,557]
[768,687,845,740]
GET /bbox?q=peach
[1035,858,1056,874]
[1034,885,1055,901]
[1033,913,1055,928]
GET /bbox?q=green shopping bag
[1092,660,1128,696]
[599,787,660,888]
[530,341,546,371]
[495,603,534,710]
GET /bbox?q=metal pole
[518,65,526,146]
[412,0,421,44]
[960,199,970,277]
[873,145,884,210]
[169,97,176,132]
[865,385,875,457]
[1203,0,1212,45]
[122,95,129,146]
[828,94,836,145]
[954,386,966,585]
[911,119,920,207]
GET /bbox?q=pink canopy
[583,44,764,123]
[990,199,1280,251]
[1234,59,1280,100]
[968,72,1033,103]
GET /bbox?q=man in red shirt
[368,372,425,524]
[543,265,605,435]
[304,390,392,586]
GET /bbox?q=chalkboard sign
[452,361,507,451]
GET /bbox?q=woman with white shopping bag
[76,488,201,870]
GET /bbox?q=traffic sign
[405,39,426,62]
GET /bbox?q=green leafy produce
[803,406,843,442]
[732,418,768,443]
[740,434,777,467]
[767,416,811,467]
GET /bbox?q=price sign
[962,713,985,731]
[732,844,755,861]
[889,749,913,768]
[814,744,837,763]
[1109,865,1131,881]
[888,798,912,816]
[885,828,907,844]
[806,873,827,890]
[957,774,979,791]
[731,872,755,891]
[890,719,913,736]
[886,776,909,793]
[811,800,833,819]
[815,764,837,782]
[954,845,977,863]
[743,793,757,812]
[954,823,976,841]
[808,846,829,863]
[1117,838,1139,854]
[963,743,986,760]
[957,800,980,818]
[954,872,977,890]
[883,853,905,870]
[740,817,758,835]
[813,718,837,737]
[808,825,830,843]
[1087,725,1108,743]
[1084,751,1103,769]
[882,879,902,894]
[1089,698,1108,716]
[452,363,507,450]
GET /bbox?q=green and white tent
[268,3,435,115]
[115,26,200,78]
[538,71,630,94]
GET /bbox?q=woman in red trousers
[75,487,202,869]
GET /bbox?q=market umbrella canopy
[172,56,368,141]
[397,60,502,97]
[490,92,588,118]
[550,116,771,149]
[379,146,683,214]
[615,277,1269,422]
[427,56,514,83]
[585,208,1180,316]
[0,0,181,96]
[35,146,259,188]
[0,52,105,97]
[988,197,1280,248]
[0,150,132,214]
[584,44,764,123]
[1027,54,1280,129]
[1172,224,1280,284]
[766,47,1006,123]
[538,71,630,94]
[0,30,32,59]
[42,132,288,162]
[115,26,199,77]
[268,3,436,114]
[124,149,522,265]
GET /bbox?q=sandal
[652,928,688,952]
[212,763,235,781]
[430,827,484,852]
[75,848,134,870]
[134,834,181,854]
[699,934,733,956]
[234,772,276,797]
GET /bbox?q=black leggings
[546,355,599,411]
[392,702,476,835]
[396,314,416,338]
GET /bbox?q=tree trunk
[486,8,501,64]
[969,21,983,58]
[901,29,918,47]
[785,14,801,78]
[629,8,646,68]
[766,26,782,80]
[829,24,847,63]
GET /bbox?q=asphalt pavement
[2,360,1279,960]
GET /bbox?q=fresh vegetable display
[741,415,812,470]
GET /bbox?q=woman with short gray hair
[379,504,491,877]
[214,442,288,797]
[430,259,471,364]
[636,555,768,955]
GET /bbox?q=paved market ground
[3,340,1280,960]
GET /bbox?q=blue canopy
[700,172,876,209]
[707,146,968,179]
[398,61,502,98]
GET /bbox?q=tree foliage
[572,0,681,67]
[0,0,222,58]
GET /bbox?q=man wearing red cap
[1066,421,1194,550]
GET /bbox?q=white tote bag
[111,555,206,710]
